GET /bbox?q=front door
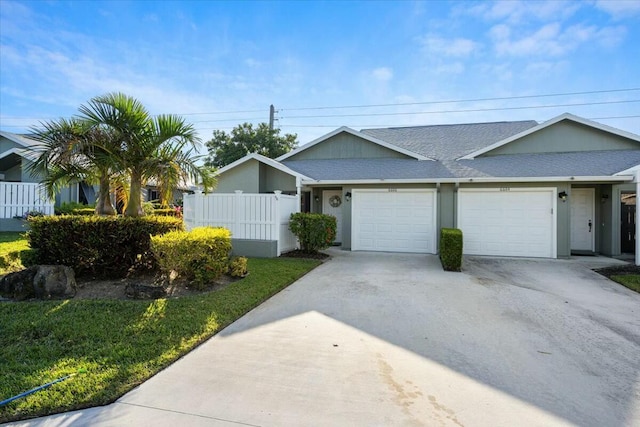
[621,193,636,253]
[322,190,342,243]
[571,188,595,252]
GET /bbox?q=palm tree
[78,93,202,217]
[28,118,120,216]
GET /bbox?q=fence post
[274,191,282,255]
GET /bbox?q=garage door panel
[353,189,436,254]
[458,189,555,258]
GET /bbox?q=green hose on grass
[0,369,87,407]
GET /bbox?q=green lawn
[0,232,29,275]
[0,257,320,423]
[610,274,640,293]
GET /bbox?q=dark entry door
[621,204,636,253]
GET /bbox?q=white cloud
[433,62,465,75]
[490,22,626,57]
[595,0,640,18]
[244,58,262,68]
[420,35,480,57]
[464,0,581,24]
[372,67,393,82]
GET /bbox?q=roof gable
[459,113,640,159]
[277,127,431,161]
[216,153,310,180]
[0,131,38,149]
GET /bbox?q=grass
[0,232,29,275]
[0,257,321,423]
[610,274,640,293]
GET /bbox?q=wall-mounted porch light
[601,194,609,204]
[345,192,352,202]
[558,191,568,202]
[314,195,320,203]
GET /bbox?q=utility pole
[269,104,275,130]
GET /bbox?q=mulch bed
[280,249,330,260]
[593,264,640,279]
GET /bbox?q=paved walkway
[6,251,640,426]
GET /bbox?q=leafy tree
[205,122,297,168]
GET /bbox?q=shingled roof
[360,120,539,160]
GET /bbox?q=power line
[2,87,639,122]
[281,88,640,111]
[280,99,640,120]
[275,115,640,129]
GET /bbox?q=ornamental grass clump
[150,227,232,289]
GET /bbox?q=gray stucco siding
[486,120,640,156]
[0,137,28,154]
[259,164,297,193]
[215,159,260,193]
[289,133,410,161]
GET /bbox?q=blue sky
[1,0,639,148]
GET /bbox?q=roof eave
[302,175,634,186]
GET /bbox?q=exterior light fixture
[601,194,609,203]
[314,195,320,203]
[558,191,568,202]
[345,192,352,202]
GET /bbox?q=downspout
[635,169,640,265]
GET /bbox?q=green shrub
[229,256,248,277]
[289,213,337,253]
[56,202,94,216]
[150,227,232,289]
[153,208,181,217]
[26,216,183,277]
[71,208,96,216]
[440,228,463,272]
[142,202,156,216]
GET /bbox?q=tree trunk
[125,171,144,217]
[95,173,116,216]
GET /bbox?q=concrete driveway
[8,251,640,427]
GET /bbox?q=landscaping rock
[125,283,167,299]
[0,265,77,300]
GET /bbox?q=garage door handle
[588,220,592,232]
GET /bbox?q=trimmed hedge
[440,228,463,272]
[27,215,183,277]
[153,208,182,217]
[150,227,232,289]
[289,213,337,253]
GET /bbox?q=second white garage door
[352,189,437,253]
[457,188,556,258]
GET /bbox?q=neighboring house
[213,113,640,259]
[0,131,94,208]
[0,131,187,215]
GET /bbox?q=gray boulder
[0,265,77,300]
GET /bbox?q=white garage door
[352,189,437,253]
[458,188,556,258]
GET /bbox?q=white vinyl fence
[0,182,54,219]
[183,191,299,256]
